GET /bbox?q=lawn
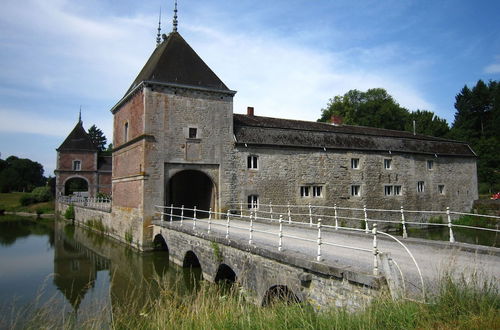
[0,192,55,214]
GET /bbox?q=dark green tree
[449,79,500,192]
[87,125,107,152]
[405,110,450,137]
[0,156,45,192]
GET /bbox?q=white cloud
[484,64,500,74]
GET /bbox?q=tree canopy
[0,156,45,193]
[318,88,449,137]
[449,80,499,192]
[87,125,107,152]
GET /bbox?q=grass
[0,192,54,214]
[3,271,498,330]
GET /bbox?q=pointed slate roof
[126,32,229,94]
[57,121,97,152]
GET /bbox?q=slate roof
[233,114,475,157]
[57,121,97,152]
[126,32,229,94]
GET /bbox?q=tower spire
[156,7,162,46]
[172,0,178,32]
[78,106,82,124]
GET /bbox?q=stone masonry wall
[231,146,478,226]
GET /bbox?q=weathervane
[156,7,162,46]
[173,0,178,32]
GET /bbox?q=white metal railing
[154,204,426,301]
[230,202,500,244]
[58,196,112,211]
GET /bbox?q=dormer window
[124,122,129,142]
[73,160,81,171]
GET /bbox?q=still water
[0,215,199,327]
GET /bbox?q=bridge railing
[229,202,500,245]
[155,204,426,301]
[58,196,112,212]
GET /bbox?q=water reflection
[0,216,202,326]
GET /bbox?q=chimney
[247,106,254,116]
[330,115,342,126]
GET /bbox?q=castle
[56,19,477,250]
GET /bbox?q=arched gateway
[167,170,216,217]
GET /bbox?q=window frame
[300,186,310,197]
[427,160,434,170]
[247,195,259,209]
[384,159,392,170]
[351,185,361,197]
[312,186,323,198]
[438,184,445,195]
[384,185,393,196]
[394,185,402,196]
[188,127,198,139]
[351,158,360,169]
[247,155,259,170]
[417,181,425,193]
[72,160,81,171]
[124,122,129,142]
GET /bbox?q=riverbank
[6,272,499,329]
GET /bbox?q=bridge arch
[167,170,216,217]
[63,176,89,196]
[183,250,202,269]
[262,285,300,306]
[153,234,168,252]
[214,264,237,285]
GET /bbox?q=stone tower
[110,31,236,250]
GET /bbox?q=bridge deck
[155,218,500,297]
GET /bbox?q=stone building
[107,29,477,249]
[55,118,112,197]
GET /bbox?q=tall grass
[4,272,497,330]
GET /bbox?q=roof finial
[156,7,162,46]
[78,106,82,124]
[172,0,178,32]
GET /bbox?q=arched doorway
[168,170,215,217]
[64,177,88,196]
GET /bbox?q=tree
[405,110,449,137]
[0,156,45,192]
[87,125,107,152]
[318,88,449,136]
[449,79,500,192]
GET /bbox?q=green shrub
[35,208,44,215]
[31,186,52,203]
[20,194,35,206]
[64,205,75,220]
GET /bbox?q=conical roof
[57,121,97,152]
[126,32,229,94]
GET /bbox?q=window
[247,195,259,209]
[73,160,81,171]
[124,122,129,142]
[351,185,361,196]
[351,158,360,169]
[300,186,310,197]
[438,185,445,195]
[427,160,434,170]
[384,159,392,169]
[313,186,323,197]
[394,185,402,196]
[384,185,393,196]
[417,181,425,193]
[247,155,258,169]
[188,127,198,139]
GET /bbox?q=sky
[0,0,499,175]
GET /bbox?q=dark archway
[153,234,168,252]
[64,177,88,196]
[262,285,300,306]
[214,264,237,285]
[168,170,215,218]
[182,251,202,291]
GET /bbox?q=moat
[0,215,200,327]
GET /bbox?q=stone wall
[153,225,385,310]
[231,146,478,226]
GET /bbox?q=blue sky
[0,0,499,175]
